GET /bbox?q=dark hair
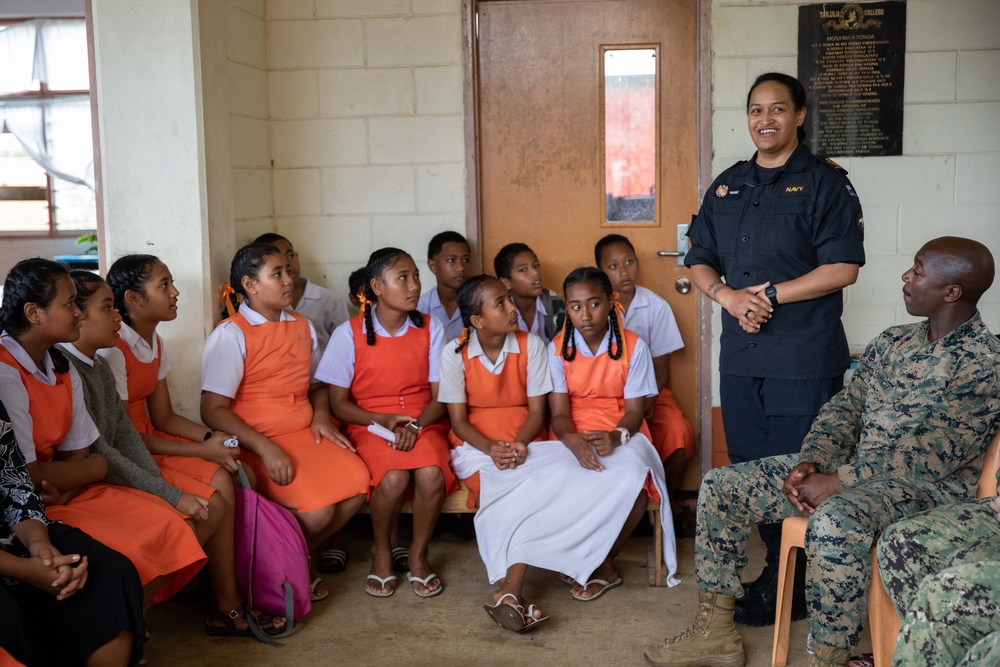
[363,248,424,346]
[253,232,290,247]
[348,267,367,302]
[69,270,107,312]
[427,231,469,260]
[559,267,622,363]
[747,72,807,143]
[0,258,71,372]
[453,274,500,353]
[106,254,159,325]
[224,243,281,317]
[493,243,534,279]
[594,234,636,266]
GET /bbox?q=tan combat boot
[810,642,851,667]
[643,590,746,667]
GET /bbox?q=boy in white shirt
[417,231,471,342]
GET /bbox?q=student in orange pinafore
[438,275,552,632]
[548,267,679,600]
[200,244,370,604]
[0,258,206,608]
[102,255,238,502]
[319,248,457,599]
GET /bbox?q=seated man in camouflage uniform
[644,236,1000,667]
[877,484,1000,666]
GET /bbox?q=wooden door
[476,0,701,486]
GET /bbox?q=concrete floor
[146,522,870,667]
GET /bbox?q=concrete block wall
[710,0,1000,404]
[265,0,466,299]
[228,0,274,242]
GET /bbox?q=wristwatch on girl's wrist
[405,421,422,435]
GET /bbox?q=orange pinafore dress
[115,336,218,499]
[550,328,660,504]
[648,388,696,462]
[447,330,543,508]
[345,315,458,497]
[227,311,370,513]
[0,347,206,601]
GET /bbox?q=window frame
[0,17,94,239]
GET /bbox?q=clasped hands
[781,462,844,513]
[718,281,773,333]
[490,441,527,470]
[563,431,621,472]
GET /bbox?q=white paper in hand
[368,421,398,444]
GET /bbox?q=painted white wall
[228,0,273,243]
[265,0,466,300]
[90,0,221,420]
[709,0,1000,404]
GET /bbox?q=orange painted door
[476,0,701,485]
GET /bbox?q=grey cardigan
[60,344,182,507]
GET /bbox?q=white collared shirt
[200,302,320,399]
[438,330,552,404]
[622,285,684,357]
[96,322,169,400]
[291,279,350,352]
[417,286,464,343]
[515,295,550,344]
[546,329,656,399]
[315,304,446,388]
[0,335,100,463]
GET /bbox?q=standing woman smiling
[684,72,865,626]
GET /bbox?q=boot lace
[663,602,712,644]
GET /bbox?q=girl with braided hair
[547,267,679,599]
[101,254,239,507]
[0,258,207,611]
[438,274,552,631]
[318,247,456,598]
[200,243,370,604]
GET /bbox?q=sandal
[571,576,623,601]
[484,593,548,633]
[365,574,397,598]
[205,605,286,637]
[391,546,409,573]
[406,571,444,598]
[318,548,349,573]
[310,576,330,602]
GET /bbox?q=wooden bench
[358,481,667,586]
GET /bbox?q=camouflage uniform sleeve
[797,338,872,474]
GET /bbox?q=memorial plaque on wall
[798,2,905,157]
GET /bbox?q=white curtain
[0,19,93,190]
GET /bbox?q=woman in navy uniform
[684,72,865,626]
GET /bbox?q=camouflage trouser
[695,454,951,650]
[876,500,1000,666]
[890,562,1000,667]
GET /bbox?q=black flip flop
[318,548,349,573]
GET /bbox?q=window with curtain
[0,18,95,236]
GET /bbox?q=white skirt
[451,434,679,587]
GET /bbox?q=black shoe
[673,507,697,538]
[733,558,807,627]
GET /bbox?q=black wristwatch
[765,285,779,307]
[204,429,216,441]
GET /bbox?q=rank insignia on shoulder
[715,184,729,198]
[820,156,847,173]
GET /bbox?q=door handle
[656,224,689,266]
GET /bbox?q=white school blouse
[438,330,552,404]
[546,329,657,400]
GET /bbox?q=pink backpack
[234,463,312,645]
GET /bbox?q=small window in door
[602,47,657,224]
